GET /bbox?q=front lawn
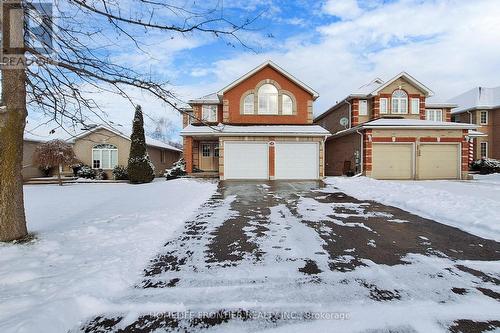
[0,179,217,332]
[325,174,500,241]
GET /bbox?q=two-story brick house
[448,86,500,160]
[314,72,477,180]
[180,61,329,180]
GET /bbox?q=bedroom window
[480,142,488,158]
[480,111,488,125]
[92,144,118,170]
[359,100,368,116]
[202,105,218,122]
[411,98,420,114]
[243,94,254,114]
[425,109,443,122]
[379,98,388,114]
[391,89,408,114]
[282,94,293,115]
[258,84,278,114]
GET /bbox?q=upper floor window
[92,144,118,170]
[391,89,408,114]
[426,109,442,122]
[359,100,368,116]
[258,84,278,114]
[480,111,488,125]
[411,98,420,115]
[379,98,388,114]
[202,105,218,122]
[282,94,293,115]
[243,94,254,114]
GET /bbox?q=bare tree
[33,139,76,186]
[0,0,262,241]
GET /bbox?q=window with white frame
[391,89,408,114]
[425,109,443,122]
[258,84,278,114]
[202,105,218,122]
[480,111,488,125]
[359,100,368,116]
[282,94,293,115]
[411,98,420,114]
[480,141,488,158]
[243,94,254,114]
[379,98,388,114]
[92,144,118,169]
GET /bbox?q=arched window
[392,89,408,114]
[92,144,118,169]
[282,94,293,115]
[258,84,278,114]
[243,94,254,114]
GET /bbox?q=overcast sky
[28,0,500,142]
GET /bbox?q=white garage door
[275,142,319,180]
[417,144,460,179]
[224,142,268,180]
[372,143,414,180]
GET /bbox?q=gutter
[355,129,364,176]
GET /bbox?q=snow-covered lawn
[0,179,217,333]
[325,174,500,241]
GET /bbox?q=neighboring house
[314,72,477,180]
[448,86,500,160]
[180,60,329,180]
[22,124,182,180]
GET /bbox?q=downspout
[354,129,364,177]
[466,110,473,124]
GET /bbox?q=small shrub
[112,165,129,180]
[77,165,96,179]
[95,169,108,180]
[38,165,52,177]
[471,158,500,174]
[164,158,186,180]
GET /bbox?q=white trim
[217,60,319,99]
[92,144,118,170]
[479,110,488,125]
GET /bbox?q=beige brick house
[448,86,500,160]
[181,60,329,180]
[23,124,181,180]
[314,72,477,180]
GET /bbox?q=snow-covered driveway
[76,181,500,333]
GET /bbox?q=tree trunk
[0,1,28,241]
[57,164,62,186]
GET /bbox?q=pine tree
[127,105,155,183]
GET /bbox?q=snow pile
[325,176,500,241]
[0,179,216,333]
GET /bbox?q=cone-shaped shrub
[127,105,155,183]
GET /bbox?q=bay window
[92,144,118,170]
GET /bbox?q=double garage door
[224,142,319,180]
[371,143,460,180]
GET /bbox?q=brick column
[372,96,380,119]
[269,141,275,180]
[351,99,359,126]
[419,96,426,120]
[363,130,372,175]
[184,136,193,173]
[461,130,469,175]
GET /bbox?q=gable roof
[448,86,500,114]
[217,60,320,100]
[188,92,220,104]
[364,72,434,97]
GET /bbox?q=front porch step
[187,172,219,179]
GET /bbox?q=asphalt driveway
[80,181,500,333]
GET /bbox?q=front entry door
[199,142,219,171]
